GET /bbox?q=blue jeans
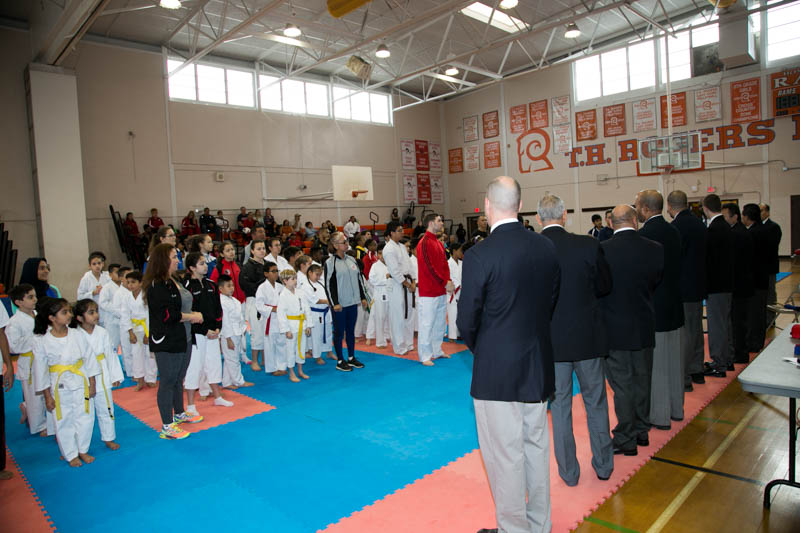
[332,304,359,361]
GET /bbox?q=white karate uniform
[301,279,332,358]
[98,280,121,353]
[185,333,223,389]
[77,270,111,304]
[81,326,123,442]
[343,221,360,239]
[7,311,48,435]
[354,272,370,338]
[367,260,391,347]
[32,328,100,462]
[256,280,284,372]
[119,290,156,383]
[447,257,462,340]
[267,253,292,273]
[112,286,134,376]
[407,255,419,336]
[382,239,414,354]
[277,288,313,369]
[220,294,247,388]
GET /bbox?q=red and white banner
[417,174,431,204]
[429,142,441,172]
[400,139,415,170]
[529,99,549,129]
[603,104,626,137]
[575,109,597,142]
[484,141,501,169]
[509,104,528,134]
[415,139,429,171]
[465,145,480,171]
[430,175,444,204]
[553,125,572,154]
[660,92,687,128]
[403,174,417,203]
[448,148,463,173]
[552,95,570,125]
[731,78,761,124]
[482,110,500,138]
[632,98,657,133]
[694,87,722,123]
[463,115,479,142]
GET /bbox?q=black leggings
[154,350,190,425]
[332,304,358,361]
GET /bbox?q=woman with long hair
[180,211,200,237]
[145,226,183,272]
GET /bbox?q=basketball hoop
[351,189,368,198]
[657,165,674,176]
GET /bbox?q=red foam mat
[0,449,56,533]
[354,338,469,361]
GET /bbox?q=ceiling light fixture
[160,0,182,9]
[376,44,391,58]
[283,23,301,38]
[445,65,459,76]
[499,0,518,8]
[564,22,581,39]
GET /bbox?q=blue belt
[311,307,330,343]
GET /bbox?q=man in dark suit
[600,209,614,241]
[743,204,769,352]
[539,194,613,486]
[703,194,735,377]
[760,203,783,327]
[601,205,663,455]
[666,190,707,389]
[723,203,755,364]
[635,190,685,430]
[458,176,560,533]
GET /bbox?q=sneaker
[159,423,190,440]
[336,360,353,372]
[348,357,365,369]
[174,411,204,424]
[214,397,234,407]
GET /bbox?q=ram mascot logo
[517,128,554,173]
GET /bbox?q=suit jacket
[671,209,707,302]
[542,226,612,361]
[458,221,560,402]
[639,215,684,331]
[748,222,770,290]
[599,226,614,241]
[600,230,663,351]
[762,218,782,274]
[706,214,735,294]
[731,222,755,299]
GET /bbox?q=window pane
[258,75,282,110]
[692,23,718,47]
[575,55,601,101]
[370,93,390,123]
[659,32,691,83]
[628,40,655,90]
[333,87,351,119]
[768,1,800,61]
[601,48,628,95]
[196,64,226,104]
[305,82,329,116]
[282,79,306,113]
[167,59,196,100]
[350,90,370,121]
[226,69,254,107]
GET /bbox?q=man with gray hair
[538,194,614,486]
[458,176,560,533]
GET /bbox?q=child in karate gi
[276,269,312,383]
[447,243,464,341]
[111,266,133,377]
[303,264,332,364]
[32,298,100,467]
[218,274,253,389]
[119,271,156,390]
[77,251,111,305]
[98,264,122,357]
[367,244,392,348]
[73,299,123,450]
[255,261,285,376]
[7,284,50,436]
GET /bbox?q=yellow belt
[96,353,114,420]
[286,314,306,361]
[48,359,90,421]
[19,351,33,384]
[131,318,149,337]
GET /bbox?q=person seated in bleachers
[180,210,200,237]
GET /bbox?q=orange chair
[303,240,313,248]
[302,248,310,255]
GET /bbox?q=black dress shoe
[597,473,611,481]
[704,368,726,378]
[613,445,637,456]
[684,383,693,392]
[637,436,649,447]
[477,529,498,533]
[652,423,671,430]
[691,373,706,384]
[726,363,735,371]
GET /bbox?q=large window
[333,86,392,124]
[659,31,691,84]
[767,0,800,62]
[574,42,655,101]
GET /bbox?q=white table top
[738,326,800,397]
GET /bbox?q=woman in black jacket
[143,243,203,440]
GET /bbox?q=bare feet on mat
[78,453,95,464]
[135,382,143,391]
[39,430,48,437]
[104,441,120,450]
[226,385,239,390]
[289,374,300,383]
[19,402,27,424]
[327,353,338,360]
[199,395,210,402]
[68,457,83,467]
[365,339,372,346]
[250,362,262,372]
[241,381,254,387]
[146,382,157,388]
[439,354,451,359]
[298,371,309,380]
[422,360,434,366]
[315,358,326,365]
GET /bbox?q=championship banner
[415,139,429,171]
[529,99,549,128]
[553,124,572,154]
[482,110,500,138]
[551,95,570,125]
[400,139,415,170]
[731,78,761,124]
[660,92,687,128]
[603,104,626,137]
[430,175,444,204]
[465,144,480,171]
[403,174,417,203]
[484,141,501,169]
[448,147,463,173]
[463,115,479,142]
[417,174,431,204]
[429,142,441,172]
[509,104,528,134]
[575,109,597,142]
[694,87,722,123]
[632,98,656,133]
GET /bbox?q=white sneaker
[214,397,234,407]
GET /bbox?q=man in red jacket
[416,213,454,366]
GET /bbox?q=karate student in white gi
[119,271,156,390]
[404,239,418,340]
[76,251,111,305]
[32,298,100,467]
[256,261,285,376]
[305,264,333,363]
[218,274,253,389]
[73,299,123,450]
[98,264,123,357]
[112,267,134,377]
[447,243,464,341]
[382,222,416,355]
[277,269,313,383]
[267,238,292,272]
[7,284,49,436]
[367,244,392,348]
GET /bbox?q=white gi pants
[447,294,460,340]
[54,388,95,461]
[310,308,332,358]
[263,313,285,372]
[388,283,412,354]
[367,293,390,347]
[246,297,266,351]
[284,317,309,369]
[119,324,134,377]
[222,335,246,388]
[185,334,223,388]
[418,295,448,362]
[21,378,48,434]
[93,356,116,442]
[130,331,155,381]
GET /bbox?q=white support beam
[31,0,103,64]
[450,61,503,79]
[623,3,677,38]
[163,0,213,44]
[426,72,476,87]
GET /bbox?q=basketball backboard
[332,165,374,201]
[637,131,704,176]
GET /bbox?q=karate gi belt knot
[131,318,148,337]
[48,359,90,421]
[286,314,306,360]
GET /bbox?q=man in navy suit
[703,194,735,377]
[458,176,560,533]
[759,203,782,327]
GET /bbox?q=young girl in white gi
[277,269,312,383]
[447,243,464,341]
[367,244,392,348]
[119,271,156,390]
[256,261,285,376]
[183,252,233,416]
[73,299,123,450]
[32,298,100,467]
[303,264,332,364]
[77,251,111,304]
[98,264,123,358]
[296,255,311,290]
[218,274,253,389]
[111,267,133,377]
[7,284,50,436]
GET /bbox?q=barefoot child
[276,269,312,382]
[367,244,391,348]
[73,299,123,450]
[32,298,99,467]
[77,251,111,305]
[110,266,133,376]
[119,271,155,390]
[218,274,253,389]
[7,284,49,436]
[98,264,122,359]
[305,264,332,363]
[447,243,464,342]
[256,261,285,376]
